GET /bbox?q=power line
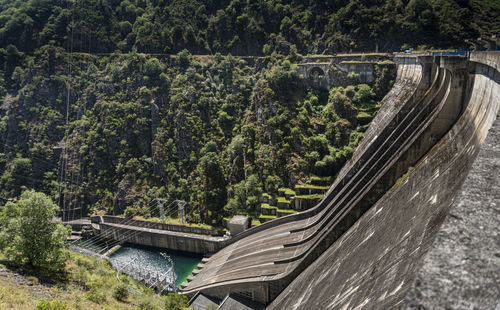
[75,197,185,254]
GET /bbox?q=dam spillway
[182,52,500,308]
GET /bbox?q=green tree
[0,190,71,272]
[266,60,301,98]
[245,174,262,211]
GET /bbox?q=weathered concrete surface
[402,108,500,309]
[336,61,376,83]
[228,216,249,236]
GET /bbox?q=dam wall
[182,54,451,303]
[267,52,500,309]
[181,52,500,308]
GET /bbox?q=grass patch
[260,203,277,209]
[259,214,277,220]
[251,218,261,226]
[277,197,291,204]
[277,209,298,214]
[278,188,296,196]
[132,216,217,230]
[295,194,324,200]
[295,184,329,190]
[309,175,333,182]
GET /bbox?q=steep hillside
[0,46,395,226]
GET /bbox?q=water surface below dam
[74,239,201,287]
[110,244,202,287]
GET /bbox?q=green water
[73,239,202,287]
[109,244,201,287]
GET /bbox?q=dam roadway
[184,52,500,308]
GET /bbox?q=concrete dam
[182,52,500,308]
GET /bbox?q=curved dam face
[182,52,500,308]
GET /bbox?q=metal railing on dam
[182,52,500,308]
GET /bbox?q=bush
[266,60,301,98]
[137,295,161,310]
[113,283,129,301]
[144,58,163,77]
[86,282,106,304]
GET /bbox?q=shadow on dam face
[183,52,500,309]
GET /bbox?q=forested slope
[0,0,498,56]
[0,45,395,225]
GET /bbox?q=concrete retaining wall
[93,215,227,254]
[92,215,225,236]
[99,222,226,254]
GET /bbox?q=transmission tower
[175,200,186,224]
[154,194,169,220]
[154,198,167,220]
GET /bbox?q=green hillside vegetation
[0,44,394,226]
[0,0,497,56]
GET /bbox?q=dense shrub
[113,283,129,301]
